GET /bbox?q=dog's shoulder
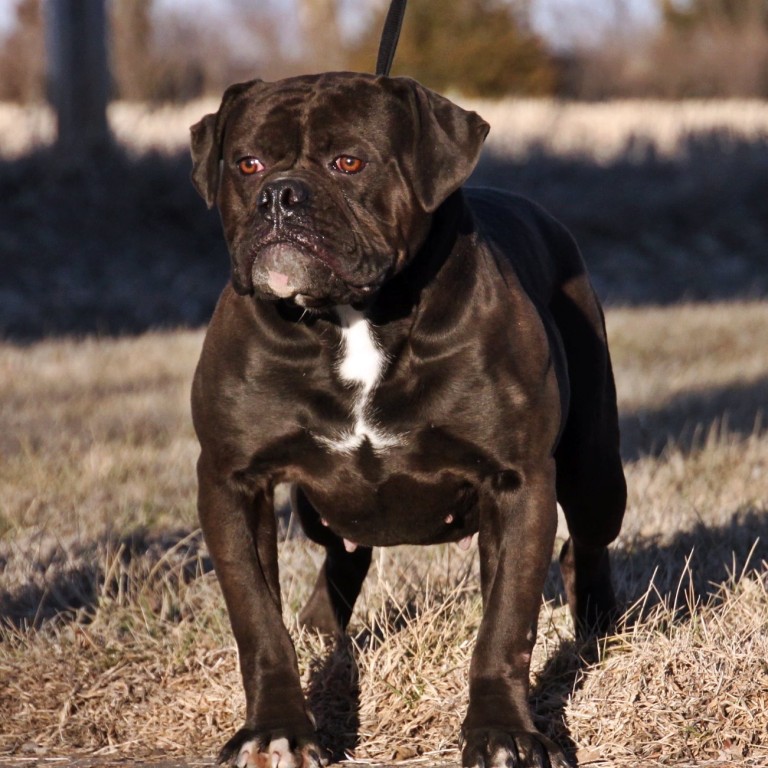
[463,186,586,301]
[464,187,574,250]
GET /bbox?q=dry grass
[468,98,768,162]
[573,574,768,766]
[1,300,767,767]
[3,99,768,162]
[1,92,767,768]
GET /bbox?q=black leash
[375,0,408,76]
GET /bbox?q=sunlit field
[3,98,768,160]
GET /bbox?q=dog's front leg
[461,459,570,768]
[198,462,323,768]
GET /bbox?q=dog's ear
[190,80,261,208]
[391,78,490,213]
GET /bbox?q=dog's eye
[237,156,264,175]
[331,155,366,175]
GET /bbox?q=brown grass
[1,300,767,767]
[1,92,767,768]
[3,99,768,162]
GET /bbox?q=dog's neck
[367,189,472,323]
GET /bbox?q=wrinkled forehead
[224,73,411,154]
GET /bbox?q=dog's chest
[295,308,489,545]
[315,306,403,454]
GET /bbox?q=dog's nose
[259,178,310,221]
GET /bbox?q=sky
[0,2,12,29]
[531,0,660,47]
[155,0,662,47]
[0,0,662,45]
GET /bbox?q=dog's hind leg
[292,486,372,635]
[552,278,627,637]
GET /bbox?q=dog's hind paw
[218,728,326,768]
[460,728,571,768]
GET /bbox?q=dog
[189,72,626,768]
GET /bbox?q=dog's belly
[298,452,482,547]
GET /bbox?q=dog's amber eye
[237,156,264,175]
[332,155,366,174]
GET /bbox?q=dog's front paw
[460,727,571,768]
[217,727,326,768]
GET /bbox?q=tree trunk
[44,0,111,156]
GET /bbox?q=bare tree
[0,0,45,102]
[342,0,556,97]
[111,0,154,100]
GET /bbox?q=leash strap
[375,0,407,76]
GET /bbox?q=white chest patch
[317,306,402,454]
[337,306,385,392]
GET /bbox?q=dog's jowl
[189,72,626,768]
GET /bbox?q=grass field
[4,98,768,160]
[1,100,767,767]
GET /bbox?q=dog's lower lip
[254,237,332,267]
[266,270,296,298]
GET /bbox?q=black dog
[190,72,626,768]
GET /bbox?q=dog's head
[190,72,488,308]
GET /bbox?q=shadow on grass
[0,527,212,629]
[306,637,361,761]
[612,505,768,611]
[620,373,768,460]
[0,146,228,341]
[1,131,768,339]
[471,132,768,307]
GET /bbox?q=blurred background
[0,0,767,338]
[4,0,768,103]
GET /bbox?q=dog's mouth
[250,240,381,307]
